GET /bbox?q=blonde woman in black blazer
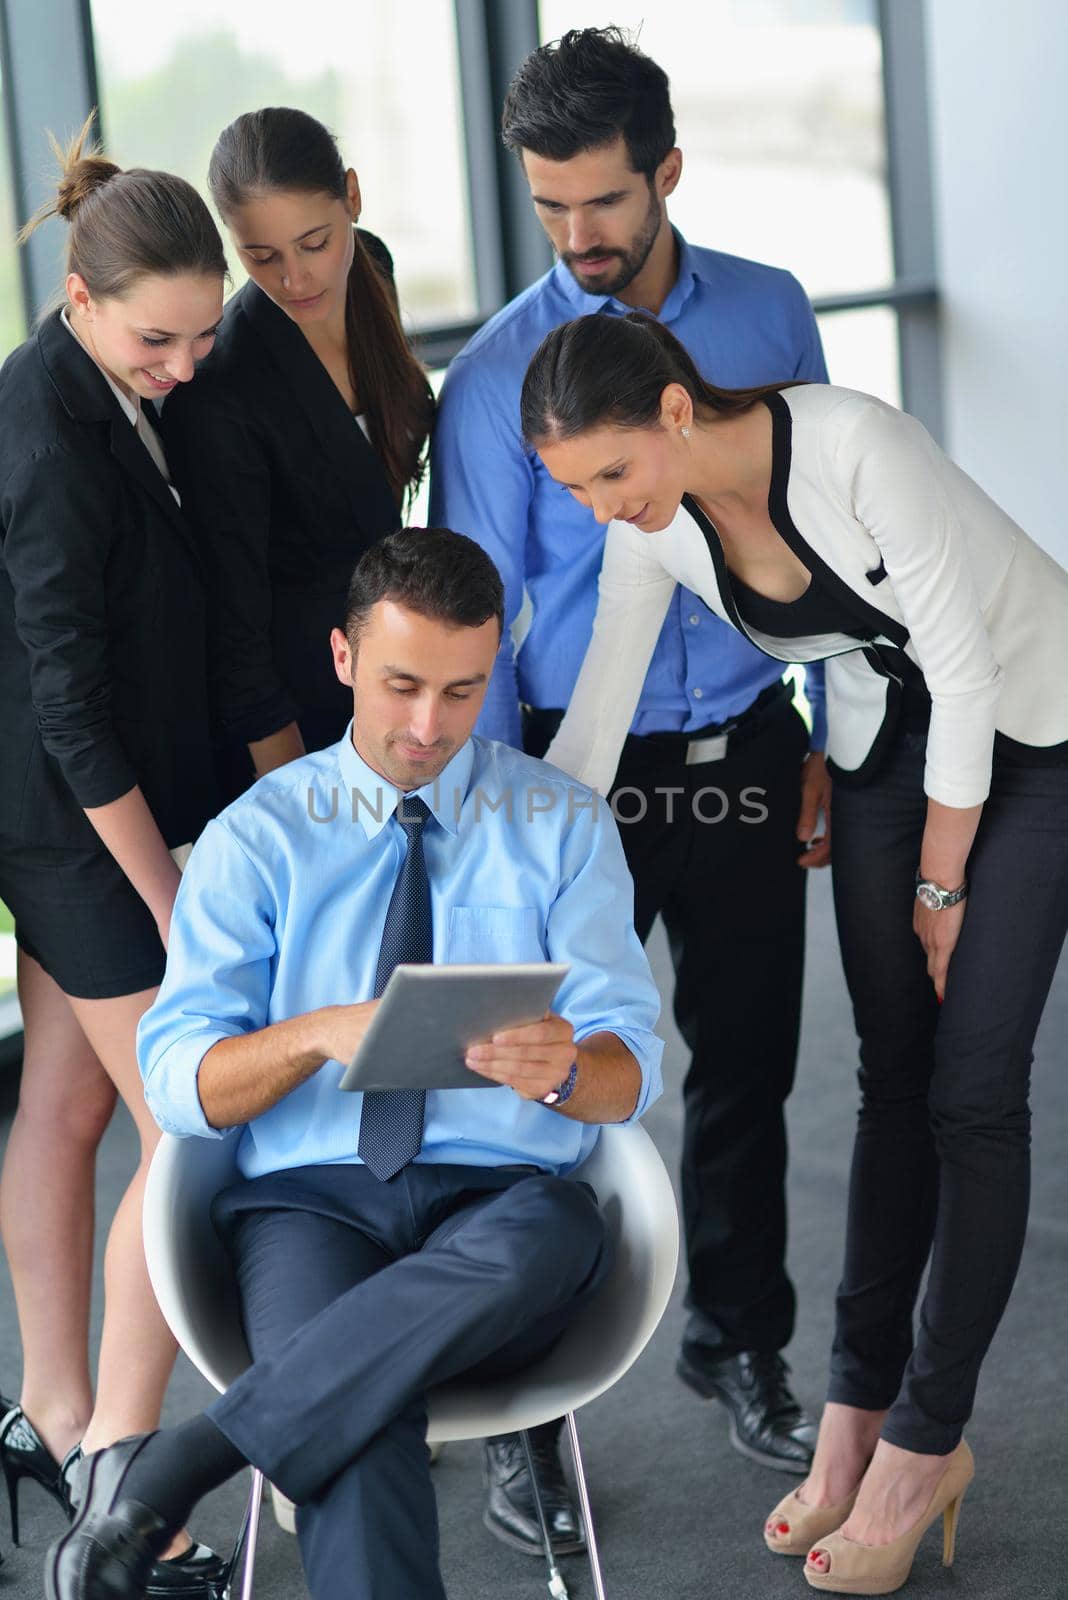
[162,107,434,797]
[0,126,229,1594]
[522,314,1068,1595]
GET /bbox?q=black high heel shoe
[0,1392,74,1543]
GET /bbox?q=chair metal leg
[520,1428,570,1600]
[236,1468,265,1600]
[217,1466,260,1598]
[565,1412,607,1600]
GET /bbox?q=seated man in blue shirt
[46,529,663,1600]
[430,26,828,1544]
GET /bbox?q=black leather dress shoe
[483,1421,585,1556]
[61,1443,228,1598]
[46,1435,173,1599]
[676,1348,817,1474]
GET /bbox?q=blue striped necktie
[357,795,433,1180]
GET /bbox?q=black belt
[523,677,796,766]
[632,677,795,761]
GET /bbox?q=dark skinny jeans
[827,729,1068,1454]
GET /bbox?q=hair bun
[55,154,122,221]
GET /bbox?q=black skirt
[0,834,167,1000]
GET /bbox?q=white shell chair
[143,1124,679,1599]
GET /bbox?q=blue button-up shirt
[137,730,663,1180]
[430,231,828,752]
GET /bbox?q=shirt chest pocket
[447,906,544,965]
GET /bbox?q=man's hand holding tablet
[465,1012,577,1103]
[315,999,381,1068]
[338,963,572,1096]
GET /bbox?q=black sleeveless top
[730,570,1068,765]
[731,571,932,735]
[730,571,865,640]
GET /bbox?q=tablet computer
[338,962,571,1093]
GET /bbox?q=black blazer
[0,311,219,848]
[161,231,403,755]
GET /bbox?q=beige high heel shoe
[803,1439,974,1595]
[764,1484,860,1556]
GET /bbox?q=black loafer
[483,1421,585,1556]
[45,1434,173,1600]
[677,1348,817,1474]
[61,1444,228,1599]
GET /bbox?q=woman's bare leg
[0,952,117,1462]
[800,1401,888,1505]
[65,985,176,1452]
[66,985,198,1559]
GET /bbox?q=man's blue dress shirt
[430,231,828,753]
[137,731,663,1180]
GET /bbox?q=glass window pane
[0,62,27,362]
[537,0,892,298]
[88,1,477,327]
[816,305,900,406]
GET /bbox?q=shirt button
[689,613,700,625]
[693,687,704,699]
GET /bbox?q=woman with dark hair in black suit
[0,119,232,1595]
[163,106,435,796]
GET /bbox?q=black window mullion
[453,0,550,318]
[2,0,98,322]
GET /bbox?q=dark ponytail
[521,312,795,448]
[19,111,227,299]
[208,107,433,508]
[343,229,433,508]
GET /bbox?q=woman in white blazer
[521,313,1068,1596]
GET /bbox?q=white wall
[925,1,1068,562]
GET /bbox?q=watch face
[917,883,942,911]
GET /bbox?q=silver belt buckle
[685,732,729,765]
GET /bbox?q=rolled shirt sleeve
[545,789,664,1121]
[137,818,279,1137]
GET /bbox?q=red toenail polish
[777,1523,789,1534]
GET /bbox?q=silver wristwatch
[915,871,968,911]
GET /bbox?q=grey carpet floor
[0,867,1064,1598]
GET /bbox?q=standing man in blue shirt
[47,529,663,1600]
[431,26,831,1551]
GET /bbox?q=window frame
[2,0,939,403]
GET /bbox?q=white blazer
[547,385,1068,808]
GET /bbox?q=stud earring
[681,426,691,440]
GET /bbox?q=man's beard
[562,184,663,299]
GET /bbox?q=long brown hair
[19,111,227,298]
[208,107,434,508]
[521,311,796,447]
